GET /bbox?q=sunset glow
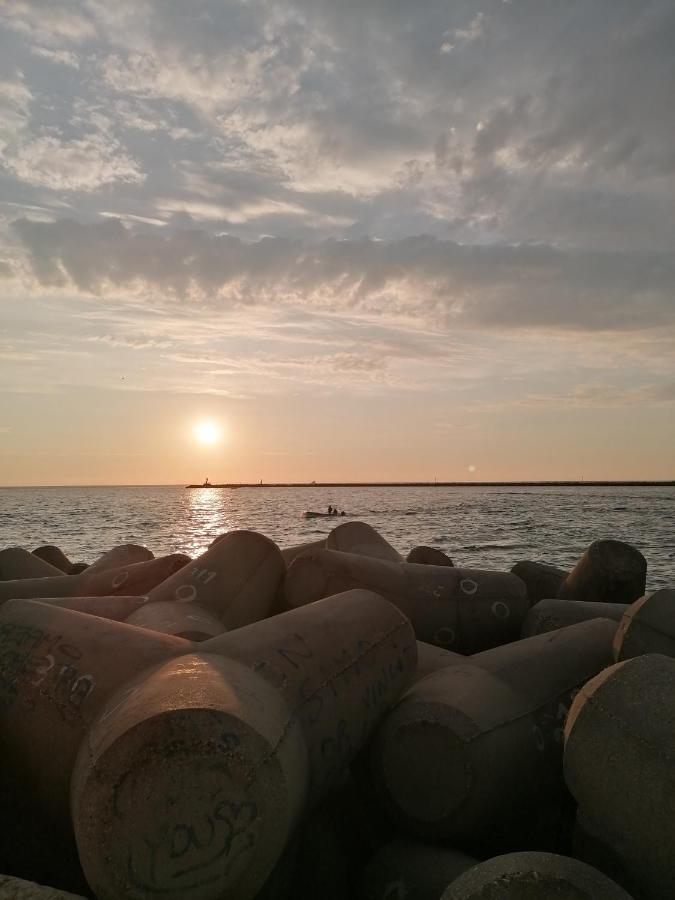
[0,2,673,486]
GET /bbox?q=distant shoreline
[185,480,675,489]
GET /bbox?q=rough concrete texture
[563,653,675,900]
[0,554,190,603]
[557,540,646,605]
[367,619,616,842]
[86,544,154,572]
[522,598,627,637]
[612,589,675,661]
[72,590,416,900]
[441,852,634,899]
[147,530,284,629]
[125,599,227,640]
[406,546,454,566]
[363,840,477,900]
[0,875,87,899]
[0,548,63,580]
[325,521,403,562]
[32,546,73,574]
[510,561,569,606]
[283,549,528,652]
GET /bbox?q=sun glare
[193,420,222,445]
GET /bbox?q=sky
[1,0,674,485]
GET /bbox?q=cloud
[2,135,144,191]
[30,46,80,68]
[522,382,675,409]
[0,2,96,45]
[9,218,675,334]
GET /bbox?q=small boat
[303,511,348,519]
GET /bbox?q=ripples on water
[0,485,673,588]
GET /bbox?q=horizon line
[2,480,674,489]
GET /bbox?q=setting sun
[193,420,223,445]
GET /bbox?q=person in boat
[340,510,346,516]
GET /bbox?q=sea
[0,484,673,588]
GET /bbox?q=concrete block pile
[0,523,668,898]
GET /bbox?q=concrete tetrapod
[612,588,675,661]
[363,840,477,900]
[71,590,417,900]
[146,530,285,630]
[0,600,191,833]
[563,653,675,900]
[557,539,646,605]
[283,549,528,652]
[522,597,628,637]
[0,548,63,580]
[0,600,192,889]
[125,599,227,640]
[280,539,326,566]
[0,554,190,603]
[32,546,73,573]
[415,641,467,680]
[29,595,151,621]
[325,522,403,562]
[510,561,568,606]
[441,852,634,899]
[406,546,454,566]
[86,543,154,572]
[366,619,616,844]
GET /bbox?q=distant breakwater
[186,480,675,488]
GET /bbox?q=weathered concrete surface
[30,595,150,621]
[72,590,417,900]
[511,560,568,606]
[325,522,402,562]
[441,852,634,899]
[32,546,73,574]
[613,589,675,661]
[0,599,191,840]
[522,597,627,637]
[86,543,154,572]
[0,548,63,580]
[367,619,616,842]
[557,539,646,605]
[125,599,226,640]
[0,875,87,899]
[406,546,454,566]
[147,530,284,629]
[564,653,675,900]
[283,549,528,652]
[0,554,190,603]
[363,840,476,900]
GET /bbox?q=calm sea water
[0,485,673,588]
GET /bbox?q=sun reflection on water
[184,488,232,556]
